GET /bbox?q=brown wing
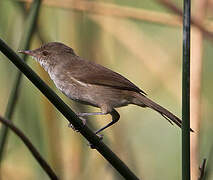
[64,56,147,95]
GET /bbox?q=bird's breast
[48,67,93,103]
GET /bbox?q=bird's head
[18,42,75,62]
[18,42,76,71]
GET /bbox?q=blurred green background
[0,0,212,179]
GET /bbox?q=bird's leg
[95,109,120,134]
[68,115,87,131]
[68,113,89,131]
[76,112,107,126]
[76,109,120,134]
[69,112,105,130]
[75,112,107,132]
[77,112,106,116]
[76,111,107,148]
[84,109,120,149]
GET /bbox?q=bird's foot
[68,117,87,132]
[88,134,104,149]
[68,123,77,131]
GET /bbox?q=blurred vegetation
[0,0,212,180]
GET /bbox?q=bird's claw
[68,116,87,132]
[89,134,104,149]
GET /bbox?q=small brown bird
[19,42,189,134]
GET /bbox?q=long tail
[132,93,193,132]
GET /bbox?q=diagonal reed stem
[0,0,42,162]
[182,0,191,179]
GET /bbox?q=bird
[19,42,192,134]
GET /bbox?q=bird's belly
[51,76,99,107]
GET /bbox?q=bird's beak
[18,50,34,56]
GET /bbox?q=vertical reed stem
[182,0,191,179]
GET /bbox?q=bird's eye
[42,50,49,56]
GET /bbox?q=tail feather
[133,93,193,132]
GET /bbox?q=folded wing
[65,57,147,95]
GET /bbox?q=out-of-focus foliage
[0,0,212,180]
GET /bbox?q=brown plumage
[19,42,193,134]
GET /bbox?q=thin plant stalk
[182,0,191,179]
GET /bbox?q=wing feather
[64,57,146,95]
